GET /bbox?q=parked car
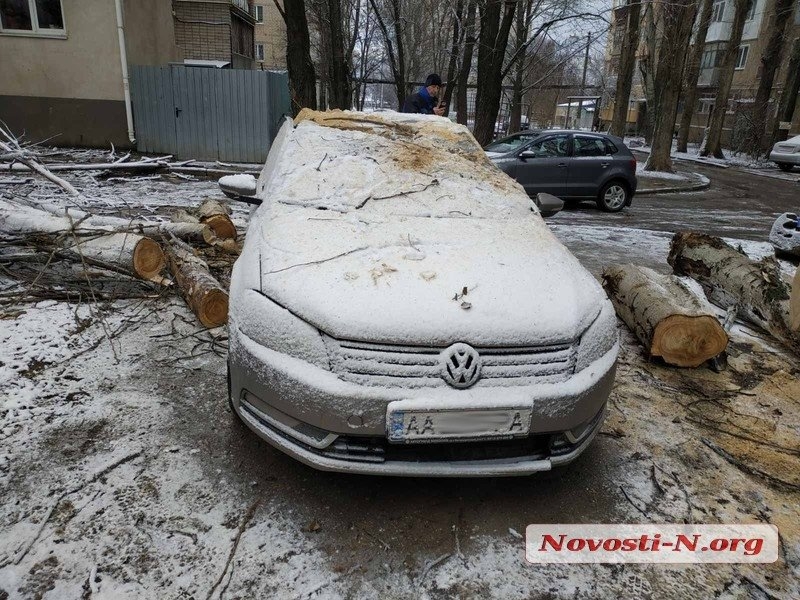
[769,135,800,172]
[226,112,619,477]
[485,130,638,212]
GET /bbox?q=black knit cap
[425,73,442,87]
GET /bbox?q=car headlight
[575,299,618,372]
[229,251,329,370]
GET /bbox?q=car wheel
[777,163,795,172]
[597,181,629,212]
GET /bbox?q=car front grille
[323,336,578,387]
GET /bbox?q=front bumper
[769,150,800,165]
[228,324,617,476]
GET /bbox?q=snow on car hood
[246,110,604,346]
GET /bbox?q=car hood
[255,210,603,347]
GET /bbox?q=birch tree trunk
[699,0,749,158]
[167,237,229,328]
[603,264,728,366]
[668,232,800,354]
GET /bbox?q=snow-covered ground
[1,158,799,599]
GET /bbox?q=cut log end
[197,288,229,328]
[132,238,166,280]
[201,214,237,240]
[651,315,728,368]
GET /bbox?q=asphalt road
[549,159,800,276]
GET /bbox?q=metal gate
[130,66,290,163]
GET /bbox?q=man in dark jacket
[401,74,445,115]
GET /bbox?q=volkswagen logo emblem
[440,343,481,389]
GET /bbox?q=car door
[513,134,570,197]
[567,135,612,198]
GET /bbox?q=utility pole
[578,32,591,129]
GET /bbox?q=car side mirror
[519,150,536,159]
[218,174,261,205]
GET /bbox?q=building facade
[253,1,286,69]
[602,0,800,143]
[173,0,256,69]
[0,0,181,147]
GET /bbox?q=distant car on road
[485,130,638,212]
[769,135,800,172]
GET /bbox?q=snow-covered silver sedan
[769,135,800,171]
[227,110,618,477]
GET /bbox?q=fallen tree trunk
[791,267,800,331]
[166,236,228,328]
[0,202,165,280]
[197,199,236,240]
[602,264,728,367]
[1,198,211,242]
[668,232,800,353]
[62,233,166,281]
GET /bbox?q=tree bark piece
[602,264,728,367]
[668,232,800,353]
[197,199,237,240]
[166,237,229,328]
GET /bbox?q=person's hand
[433,106,445,116]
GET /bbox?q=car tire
[777,163,795,172]
[597,181,629,212]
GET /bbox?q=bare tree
[771,36,800,146]
[369,0,407,106]
[473,0,517,146]
[455,0,478,125]
[441,0,466,115]
[699,0,750,158]
[644,0,698,172]
[609,0,642,138]
[282,0,318,115]
[638,0,658,143]
[743,0,796,157]
[676,0,713,152]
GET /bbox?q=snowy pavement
[1,163,799,599]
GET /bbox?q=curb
[637,173,711,195]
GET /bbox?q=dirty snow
[1,134,799,598]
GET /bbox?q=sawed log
[166,235,228,328]
[602,264,728,367]
[0,199,165,280]
[668,231,800,354]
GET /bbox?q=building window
[745,0,756,20]
[255,43,264,61]
[735,45,749,70]
[0,0,64,35]
[701,42,725,69]
[712,0,725,22]
[254,4,264,23]
[699,98,714,114]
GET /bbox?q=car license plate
[387,407,532,443]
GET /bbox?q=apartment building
[603,0,800,142]
[173,0,256,69]
[0,0,181,147]
[252,1,286,69]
